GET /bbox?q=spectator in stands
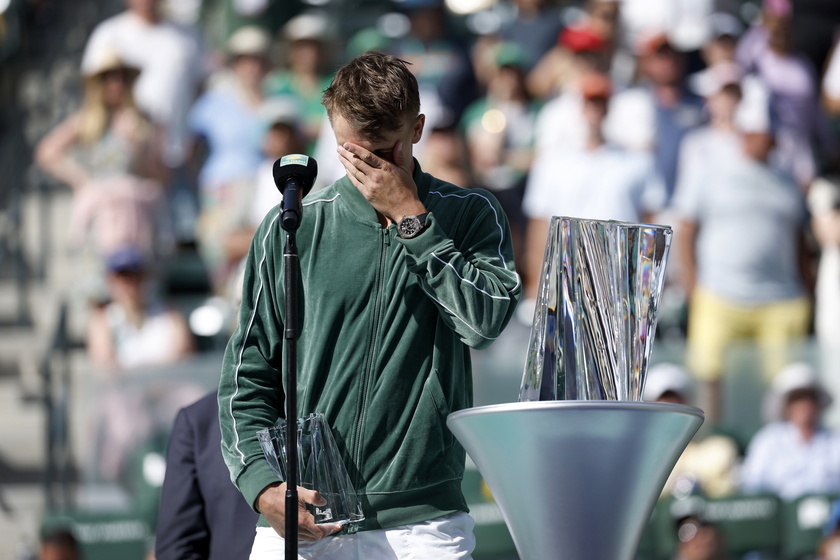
[189,26,272,292]
[155,390,259,560]
[678,62,743,204]
[604,31,705,203]
[390,0,479,131]
[35,50,172,298]
[674,94,810,423]
[87,245,197,483]
[740,362,840,501]
[264,12,334,152]
[462,42,539,267]
[38,527,81,560]
[522,72,665,301]
[531,23,611,154]
[81,0,205,171]
[223,99,308,302]
[667,60,747,313]
[87,246,194,372]
[736,0,835,188]
[643,363,739,500]
[527,0,624,99]
[497,0,565,76]
[673,514,727,560]
[81,0,206,244]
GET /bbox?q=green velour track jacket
[218,161,521,531]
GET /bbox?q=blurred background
[3,0,840,558]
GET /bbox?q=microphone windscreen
[273,154,318,196]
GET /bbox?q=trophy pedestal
[448,401,703,560]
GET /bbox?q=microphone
[273,154,318,231]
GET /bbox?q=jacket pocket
[424,369,456,454]
[365,369,459,491]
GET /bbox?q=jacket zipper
[351,226,389,487]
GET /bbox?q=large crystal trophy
[257,413,365,533]
[447,217,704,560]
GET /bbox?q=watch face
[398,216,421,238]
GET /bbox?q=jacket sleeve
[155,407,209,560]
[218,210,286,511]
[398,189,521,349]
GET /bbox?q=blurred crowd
[24,0,840,557]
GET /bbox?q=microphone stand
[282,213,301,560]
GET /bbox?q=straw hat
[82,49,142,80]
[763,362,833,422]
[643,363,694,403]
[282,13,330,43]
[227,25,272,58]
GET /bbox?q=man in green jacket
[219,51,521,558]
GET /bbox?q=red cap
[559,25,607,53]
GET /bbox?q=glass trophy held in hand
[257,412,365,533]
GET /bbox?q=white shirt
[533,90,588,155]
[740,422,840,501]
[674,126,740,201]
[82,12,205,166]
[523,143,665,223]
[250,159,283,227]
[106,302,185,370]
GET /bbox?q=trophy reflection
[448,217,704,560]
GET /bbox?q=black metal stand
[283,231,300,560]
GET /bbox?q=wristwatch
[396,213,429,239]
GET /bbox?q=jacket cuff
[396,212,446,263]
[237,459,283,513]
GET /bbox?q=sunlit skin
[233,55,267,89]
[333,112,427,228]
[706,86,741,130]
[785,390,821,442]
[678,520,727,560]
[126,0,159,23]
[101,69,131,109]
[741,131,775,162]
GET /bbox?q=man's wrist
[256,481,284,513]
[392,202,427,226]
[397,212,429,239]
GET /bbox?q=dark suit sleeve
[155,407,210,560]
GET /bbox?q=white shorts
[249,512,476,560]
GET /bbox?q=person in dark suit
[155,390,259,560]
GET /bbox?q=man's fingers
[299,487,327,507]
[340,143,385,170]
[298,524,341,541]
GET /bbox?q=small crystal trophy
[257,412,365,533]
